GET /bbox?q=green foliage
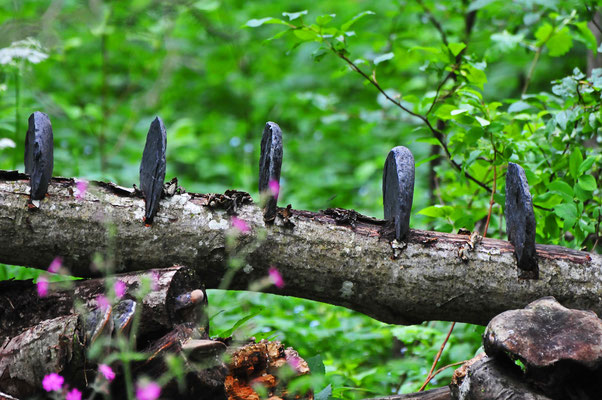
[246,1,600,248]
[0,0,601,398]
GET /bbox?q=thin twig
[483,134,497,237]
[585,3,602,34]
[416,0,449,46]
[431,360,467,380]
[418,322,456,391]
[522,45,543,95]
[426,70,456,116]
[328,45,492,193]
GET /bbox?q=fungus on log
[0,172,600,326]
[24,111,54,202]
[483,297,602,399]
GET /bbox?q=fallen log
[0,171,600,325]
[0,267,207,396]
[365,387,451,400]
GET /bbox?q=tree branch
[0,172,600,326]
[331,48,492,193]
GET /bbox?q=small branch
[419,322,456,391]
[416,0,449,46]
[522,45,543,95]
[12,67,20,170]
[585,3,602,34]
[483,134,498,237]
[329,46,492,193]
[426,70,456,116]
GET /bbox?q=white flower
[0,38,48,66]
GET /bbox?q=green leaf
[263,29,290,43]
[341,10,375,31]
[448,42,466,57]
[546,28,573,57]
[306,354,325,375]
[416,154,441,168]
[245,17,287,28]
[193,0,220,11]
[315,385,332,400]
[434,104,456,120]
[418,205,453,218]
[535,23,554,46]
[467,0,499,12]
[554,203,577,228]
[548,180,573,200]
[578,156,597,175]
[490,31,524,53]
[462,63,487,88]
[216,309,263,337]
[569,149,583,178]
[508,101,532,113]
[283,10,308,21]
[316,14,334,26]
[374,52,394,65]
[475,116,490,126]
[574,21,597,52]
[577,175,597,191]
[294,28,319,42]
[555,110,570,130]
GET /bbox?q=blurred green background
[1,0,599,397]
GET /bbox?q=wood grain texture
[1,171,600,326]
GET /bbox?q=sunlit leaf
[373,52,394,65]
[245,17,287,28]
[448,42,466,57]
[282,10,308,21]
[341,10,375,31]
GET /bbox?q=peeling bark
[0,266,207,341]
[0,267,207,396]
[1,172,601,326]
[366,387,451,400]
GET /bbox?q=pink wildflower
[42,373,64,392]
[48,256,63,273]
[287,356,302,372]
[96,294,110,311]
[99,364,115,381]
[136,381,161,400]
[151,271,160,291]
[75,179,88,200]
[114,280,127,299]
[268,267,284,289]
[268,179,280,198]
[231,216,250,233]
[37,276,49,297]
[66,388,82,400]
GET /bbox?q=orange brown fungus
[225,340,312,400]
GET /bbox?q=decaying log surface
[365,386,450,400]
[0,266,206,341]
[0,267,207,396]
[450,356,553,400]
[1,171,600,325]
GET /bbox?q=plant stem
[13,67,20,169]
[522,46,542,96]
[419,321,456,391]
[100,33,108,173]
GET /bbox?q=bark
[365,387,450,400]
[0,267,207,396]
[1,171,601,326]
[450,356,553,400]
[0,266,207,341]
